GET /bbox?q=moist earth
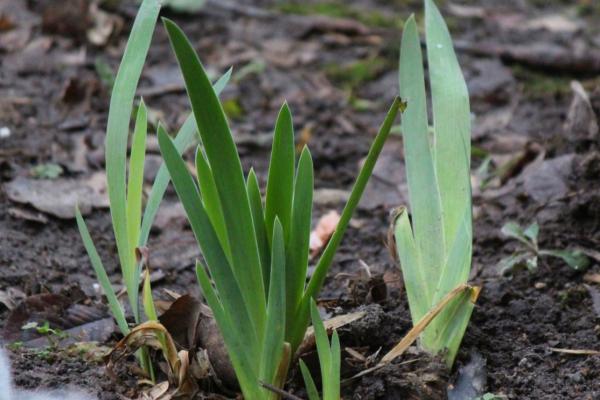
[1,0,600,399]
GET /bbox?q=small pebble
[0,127,11,139]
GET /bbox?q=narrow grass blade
[138,68,231,246]
[259,219,287,389]
[399,15,445,302]
[195,147,231,259]
[285,146,313,335]
[300,360,320,400]
[247,168,271,291]
[164,19,266,333]
[265,103,295,240]
[105,0,160,301]
[304,97,403,301]
[127,100,147,253]
[125,100,148,320]
[195,263,262,400]
[75,207,129,335]
[425,0,471,244]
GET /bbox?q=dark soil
[1,0,600,399]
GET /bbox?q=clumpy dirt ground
[2,0,600,399]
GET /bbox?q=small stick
[259,381,304,400]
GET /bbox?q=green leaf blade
[247,169,271,292]
[125,100,148,320]
[285,146,313,336]
[265,103,295,240]
[304,97,402,303]
[300,360,321,400]
[138,69,231,246]
[327,331,341,400]
[399,15,445,306]
[425,0,472,245]
[75,208,129,335]
[163,19,266,334]
[104,0,160,315]
[158,126,260,357]
[394,209,429,323]
[195,147,231,260]
[259,219,287,388]
[311,301,332,379]
[195,263,262,400]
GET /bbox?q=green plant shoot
[75,0,230,375]
[158,18,402,399]
[299,301,341,400]
[498,221,590,274]
[394,0,477,366]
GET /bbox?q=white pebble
[0,127,10,139]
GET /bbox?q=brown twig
[259,381,305,400]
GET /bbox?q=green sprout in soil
[299,301,341,400]
[158,17,402,399]
[393,0,479,367]
[497,221,590,274]
[75,0,230,379]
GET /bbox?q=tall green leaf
[138,69,231,246]
[163,19,266,334]
[399,15,444,308]
[394,0,475,367]
[104,0,160,320]
[157,126,259,356]
[304,97,403,300]
[285,146,313,334]
[195,147,231,259]
[287,97,403,352]
[125,100,148,320]
[425,0,471,244]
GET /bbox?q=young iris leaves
[75,0,230,373]
[159,18,402,399]
[394,0,478,366]
[299,301,341,400]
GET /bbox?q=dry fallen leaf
[5,172,109,219]
[583,273,600,284]
[309,210,341,256]
[86,2,123,46]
